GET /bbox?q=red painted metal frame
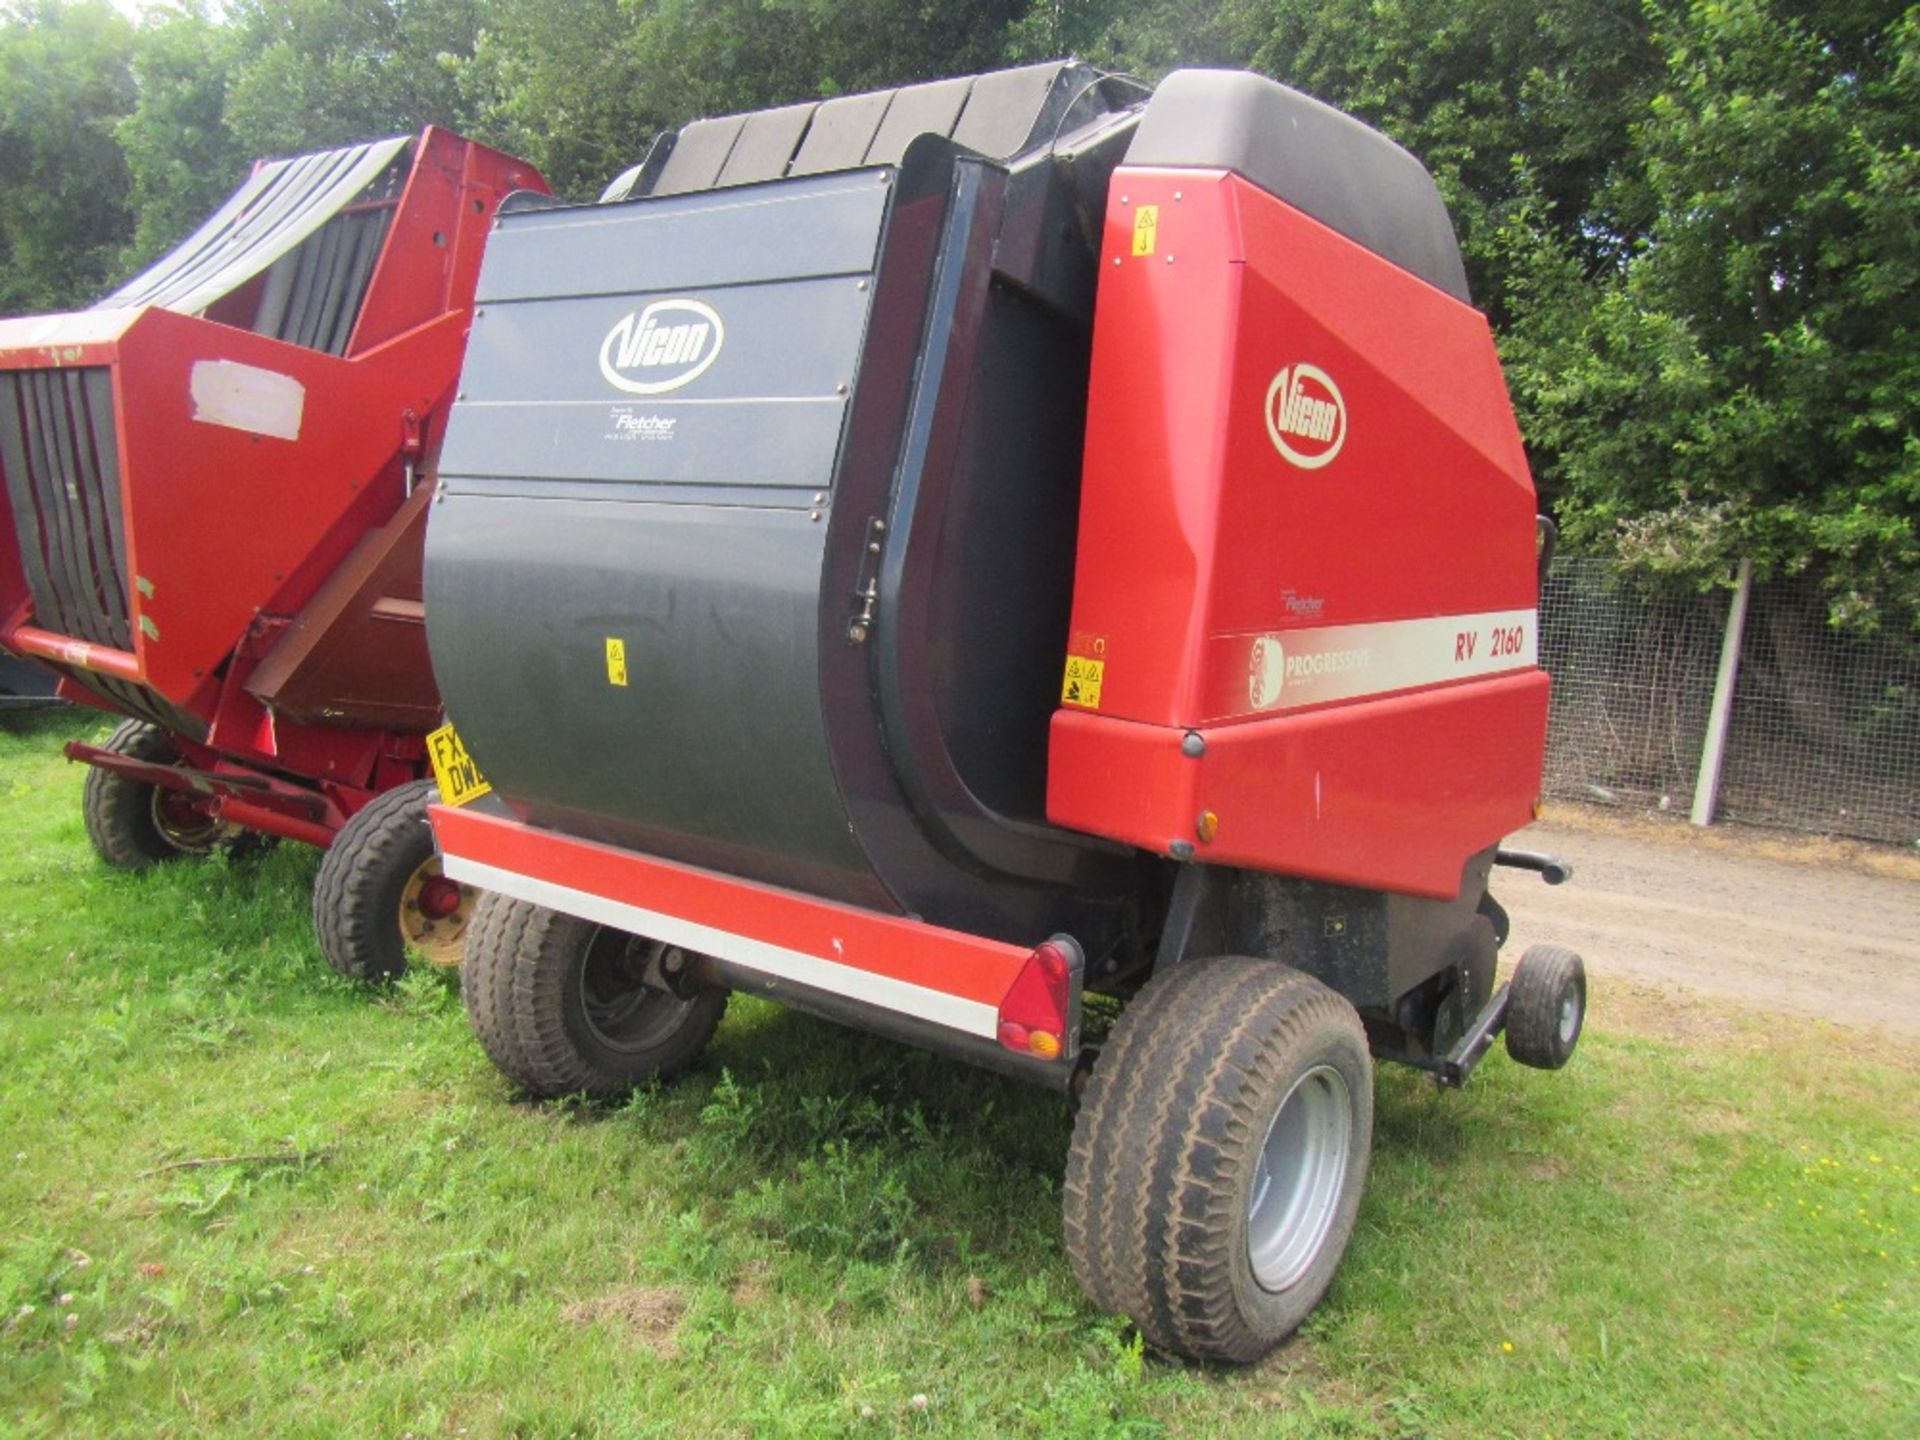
[0,129,548,840]
[432,805,1040,1030]
[1046,168,1547,898]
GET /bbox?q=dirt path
[1500,817,1920,1039]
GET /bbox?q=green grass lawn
[1,710,1915,1438]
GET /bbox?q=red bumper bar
[3,624,141,683]
[431,804,1077,1078]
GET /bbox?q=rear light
[996,936,1082,1060]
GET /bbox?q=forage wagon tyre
[1064,956,1374,1365]
[461,894,729,1100]
[312,779,475,982]
[1504,943,1586,1070]
[82,719,238,869]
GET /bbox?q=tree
[1503,1,1919,630]
[0,0,136,312]
[115,2,243,271]
[220,0,490,156]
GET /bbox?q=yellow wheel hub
[398,856,474,968]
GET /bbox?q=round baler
[422,63,1588,1362]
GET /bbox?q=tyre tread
[311,779,440,982]
[461,896,726,1100]
[81,719,185,870]
[1064,956,1373,1363]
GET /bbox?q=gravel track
[1500,819,1920,1039]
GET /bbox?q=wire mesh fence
[1539,558,1920,847]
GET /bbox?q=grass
[1,708,1916,1438]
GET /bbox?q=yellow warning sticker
[605,637,629,687]
[1061,654,1106,710]
[1131,205,1159,257]
[426,722,492,807]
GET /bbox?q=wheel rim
[1558,988,1581,1045]
[149,788,229,854]
[577,929,696,1053]
[398,856,474,968]
[1247,1064,1354,1293]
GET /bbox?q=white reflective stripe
[442,855,1002,1040]
[1241,608,1536,715]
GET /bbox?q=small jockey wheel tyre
[1504,943,1586,1070]
[1063,956,1374,1364]
[461,894,729,1100]
[82,719,237,869]
[313,779,473,982]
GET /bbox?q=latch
[847,516,887,644]
[401,408,424,496]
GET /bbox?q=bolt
[856,279,869,291]
[1120,195,1130,204]
[809,510,821,522]
[1169,839,1196,861]
[1113,256,1122,266]
[1165,255,1174,264]
[1180,731,1206,758]
[848,622,868,643]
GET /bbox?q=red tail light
[996,936,1082,1059]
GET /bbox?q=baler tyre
[461,894,728,1100]
[313,780,473,982]
[1504,943,1585,1070]
[1063,956,1374,1364]
[81,719,232,869]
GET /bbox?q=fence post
[1691,557,1754,827]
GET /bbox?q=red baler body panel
[1047,169,1546,898]
[0,129,546,831]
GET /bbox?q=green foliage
[1503,2,1920,629]
[115,3,242,270]
[0,0,134,311]
[1,710,1916,1434]
[0,0,1913,623]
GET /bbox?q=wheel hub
[416,874,463,920]
[149,788,228,853]
[1247,1064,1353,1293]
[577,932,697,1053]
[398,857,473,968]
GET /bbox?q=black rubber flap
[864,76,971,166]
[1126,70,1470,303]
[640,60,1094,195]
[652,114,749,196]
[716,103,818,187]
[789,90,896,176]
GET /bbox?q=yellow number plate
[426,722,492,807]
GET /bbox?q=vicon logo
[1264,363,1346,469]
[598,299,725,395]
